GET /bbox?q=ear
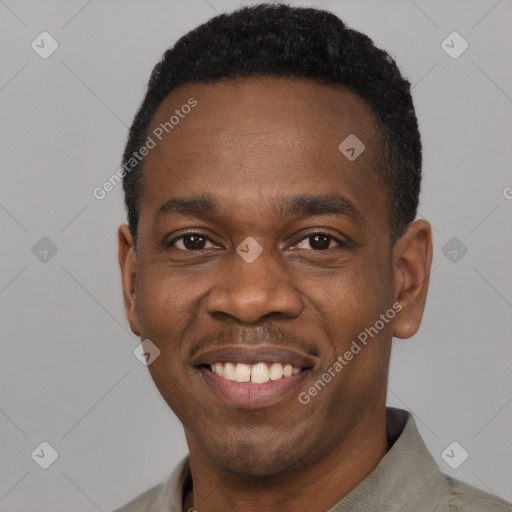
[118,223,140,336]
[392,219,433,339]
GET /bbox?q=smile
[209,361,302,383]
[192,345,317,407]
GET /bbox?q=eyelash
[166,231,347,251]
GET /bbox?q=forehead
[140,77,388,231]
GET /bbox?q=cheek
[137,271,202,415]
[136,266,196,331]
[311,277,391,420]
[309,260,393,377]
[134,279,195,381]
[314,264,386,324]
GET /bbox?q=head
[118,3,432,477]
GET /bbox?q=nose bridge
[205,244,303,323]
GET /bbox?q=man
[115,4,511,511]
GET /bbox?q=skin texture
[118,77,433,512]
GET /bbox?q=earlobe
[392,219,433,339]
[118,223,140,336]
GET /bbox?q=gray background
[1,0,511,510]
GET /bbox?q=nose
[205,247,304,324]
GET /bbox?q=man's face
[122,77,402,475]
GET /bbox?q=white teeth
[209,362,303,383]
[234,363,251,382]
[269,362,284,380]
[251,362,269,383]
[283,364,293,377]
[213,362,224,377]
[223,362,236,380]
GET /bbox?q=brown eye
[170,234,215,251]
[295,232,343,250]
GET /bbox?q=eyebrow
[154,193,362,224]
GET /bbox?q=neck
[183,403,389,512]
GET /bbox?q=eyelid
[290,230,347,249]
[167,230,221,249]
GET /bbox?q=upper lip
[191,345,317,369]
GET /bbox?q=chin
[213,451,299,477]
[201,432,317,477]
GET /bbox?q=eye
[293,232,345,251]
[168,233,218,251]
[166,231,345,252]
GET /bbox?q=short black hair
[122,3,421,248]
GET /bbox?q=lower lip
[199,367,311,408]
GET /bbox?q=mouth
[192,346,316,407]
[205,361,303,383]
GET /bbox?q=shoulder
[441,475,511,512]
[112,455,190,512]
[112,481,164,512]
